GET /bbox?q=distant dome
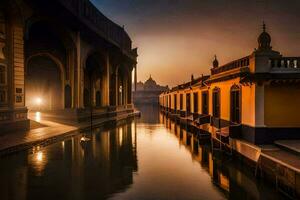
[258,22,271,50]
[144,75,157,86]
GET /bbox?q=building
[133,75,168,104]
[160,23,300,145]
[0,0,138,133]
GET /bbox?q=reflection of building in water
[0,121,138,200]
[135,104,160,124]
[133,75,168,104]
[160,112,277,199]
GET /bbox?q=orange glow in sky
[92,0,300,87]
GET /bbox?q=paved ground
[275,140,300,154]
[0,111,139,155]
[0,113,78,154]
[261,148,300,173]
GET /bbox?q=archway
[84,53,106,108]
[25,21,67,111]
[26,55,63,110]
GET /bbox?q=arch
[26,54,64,110]
[83,52,107,108]
[25,20,77,82]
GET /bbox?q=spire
[262,21,266,32]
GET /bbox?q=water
[0,105,287,200]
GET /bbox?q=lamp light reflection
[35,111,41,122]
[36,151,43,162]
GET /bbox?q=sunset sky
[91,0,300,87]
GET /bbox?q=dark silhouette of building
[133,75,168,105]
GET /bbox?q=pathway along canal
[0,105,288,200]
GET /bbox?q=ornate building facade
[0,0,138,132]
[133,75,168,104]
[160,23,300,144]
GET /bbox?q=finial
[214,54,217,60]
[262,21,266,32]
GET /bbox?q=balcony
[211,56,250,75]
[270,57,300,72]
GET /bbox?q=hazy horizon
[91,0,300,87]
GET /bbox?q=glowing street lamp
[35,97,42,111]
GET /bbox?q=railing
[211,56,250,75]
[56,0,133,56]
[270,57,300,69]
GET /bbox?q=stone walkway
[275,140,300,155]
[0,111,139,155]
[0,114,78,155]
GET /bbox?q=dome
[144,75,157,86]
[258,22,271,50]
[213,55,219,68]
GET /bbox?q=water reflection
[0,122,137,200]
[159,112,285,200]
[0,105,286,200]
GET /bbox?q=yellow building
[160,23,300,144]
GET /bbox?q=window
[186,93,191,114]
[0,65,5,85]
[202,91,209,115]
[174,94,177,111]
[193,92,198,113]
[180,94,183,110]
[230,85,241,123]
[169,95,171,109]
[213,88,220,118]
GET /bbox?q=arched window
[212,87,220,118]
[230,85,241,124]
[201,91,209,115]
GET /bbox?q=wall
[265,85,300,127]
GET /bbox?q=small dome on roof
[213,55,219,68]
[258,22,272,50]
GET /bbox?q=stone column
[255,84,265,127]
[76,32,83,108]
[134,65,137,91]
[115,67,119,106]
[105,53,110,106]
[128,69,132,104]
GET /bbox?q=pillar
[255,84,265,127]
[134,64,137,91]
[105,53,110,106]
[76,31,83,108]
[115,67,119,106]
[127,68,132,104]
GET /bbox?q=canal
[0,105,287,200]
